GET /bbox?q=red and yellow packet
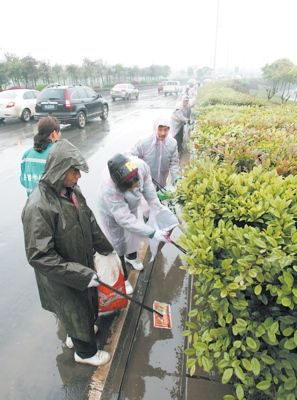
[153,301,172,329]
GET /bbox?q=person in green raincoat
[22,139,113,367]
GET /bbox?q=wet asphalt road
[0,88,180,400]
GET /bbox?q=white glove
[153,230,170,242]
[88,274,99,288]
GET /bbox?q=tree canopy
[0,53,171,90]
[262,58,297,102]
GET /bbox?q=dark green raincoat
[22,139,113,342]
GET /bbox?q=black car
[35,85,109,128]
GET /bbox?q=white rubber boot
[125,279,134,295]
[124,257,144,271]
[74,350,110,367]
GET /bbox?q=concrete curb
[88,242,149,400]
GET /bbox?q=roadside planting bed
[179,84,297,400]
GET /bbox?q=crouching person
[97,154,169,295]
[22,139,114,367]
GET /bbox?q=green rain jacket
[22,139,113,342]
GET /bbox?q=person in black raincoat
[22,139,113,367]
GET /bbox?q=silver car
[110,83,139,101]
[0,89,40,122]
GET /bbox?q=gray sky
[1,0,296,72]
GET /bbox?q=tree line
[0,53,171,90]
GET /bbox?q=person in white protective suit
[183,79,198,99]
[171,95,192,155]
[97,153,169,295]
[131,116,180,188]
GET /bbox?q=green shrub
[35,83,48,91]
[190,104,297,175]
[230,80,250,94]
[198,83,267,107]
[179,161,297,399]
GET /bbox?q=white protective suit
[97,156,163,256]
[131,117,180,187]
[171,99,192,138]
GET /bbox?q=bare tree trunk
[281,82,290,103]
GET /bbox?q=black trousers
[119,252,137,280]
[175,125,184,155]
[71,287,98,358]
[72,337,97,358]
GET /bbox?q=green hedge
[180,84,297,399]
[179,162,297,399]
[190,104,297,176]
[198,83,267,107]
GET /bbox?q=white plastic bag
[94,252,123,285]
[154,207,179,231]
[94,252,127,314]
[147,206,179,261]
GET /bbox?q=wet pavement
[99,226,232,400]
[0,88,180,400]
[116,242,189,400]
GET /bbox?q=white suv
[163,81,180,96]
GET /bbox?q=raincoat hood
[40,139,89,193]
[153,116,171,142]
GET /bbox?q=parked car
[157,80,168,94]
[0,89,40,122]
[35,84,109,129]
[110,83,139,101]
[163,81,181,96]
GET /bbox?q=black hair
[34,116,60,152]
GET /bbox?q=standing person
[188,80,198,99]
[97,154,170,295]
[20,116,61,196]
[22,139,114,367]
[171,95,192,155]
[131,116,180,188]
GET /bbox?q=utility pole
[0,47,5,62]
[213,0,220,76]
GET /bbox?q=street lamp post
[213,0,220,76]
